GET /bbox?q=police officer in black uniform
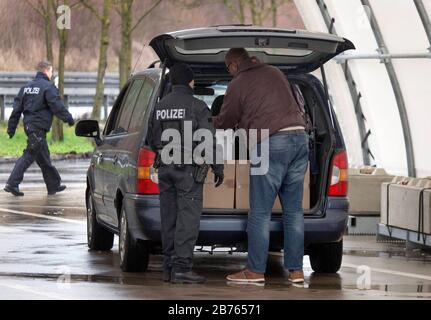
[4,61,75,197]
[148,63,224,284]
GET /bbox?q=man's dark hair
[169,63,194,86]
[36,60,53,73]
[225,48,250,64]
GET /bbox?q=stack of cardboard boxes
[203,159,310,211]
[235,161,310,211]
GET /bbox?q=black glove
[68,118,75,126]
[7,131,14,139]
[212,165,224,188]
[153,152,162,169]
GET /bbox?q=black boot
[4,184,24,197]
[48,185,66,195]
[171,270,206,284]
[163,268,172,282]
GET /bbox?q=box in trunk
[203,162,236,209]
[235,161,310,211]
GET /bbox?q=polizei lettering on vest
[23,87,40,95]
[156,108,186,120]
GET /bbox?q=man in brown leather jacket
[214,48,309,284]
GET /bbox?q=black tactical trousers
[158,165,203,272]
[7,125,61,192]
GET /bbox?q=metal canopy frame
[414,0,431,47]
[316,0,373,166]
[335,52,431,62]
[361,0,416,177]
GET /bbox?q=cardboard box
[235,161,310,212]
[202,131,237,209]
[203,162,236,209]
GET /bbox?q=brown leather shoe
[226,269,265,283]
[288,270,304,283]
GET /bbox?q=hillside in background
[0,0,304,72]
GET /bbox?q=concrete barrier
[423,189,431,235]
[381,177,431,235]
[348,166,394,214]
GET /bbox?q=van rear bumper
[124,194,348,247]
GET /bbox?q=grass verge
[0,122,94,157]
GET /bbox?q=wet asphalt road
[1,159,431,300]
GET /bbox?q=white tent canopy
[295,0,431,177]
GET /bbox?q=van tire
[86,189,114,251]
[309,240,343,273]
[119,205,150,272]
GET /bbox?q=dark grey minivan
[76,26,353,273]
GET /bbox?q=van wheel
[86,190,114,251]
[309,240,343,273]
[119,205,150,272]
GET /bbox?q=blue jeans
[247,131,309,273]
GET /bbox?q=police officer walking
[4,61,75,197]
[148,63,224,284]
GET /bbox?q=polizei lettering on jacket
[156,108,186,120]
[23,87,40,95]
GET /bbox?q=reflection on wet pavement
[0,160,431,300]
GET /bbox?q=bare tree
[271,0,277,27]
[247,0,262,25]
[223,0,246,24]
[24,0,76,141]
[270,0,289,27]
[81,0,112,120]
[51,0,80,142]
[25,0,54,65]
[116,0,162,88]
[222,0,290,27]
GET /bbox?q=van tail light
[136,148,159,195]
[328,150,348,197]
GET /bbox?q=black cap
[169,63,194,86]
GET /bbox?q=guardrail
[0,72,120,121]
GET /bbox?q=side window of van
[128,79,155,133]
[111,79,144,135]
[104,82,130,136]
